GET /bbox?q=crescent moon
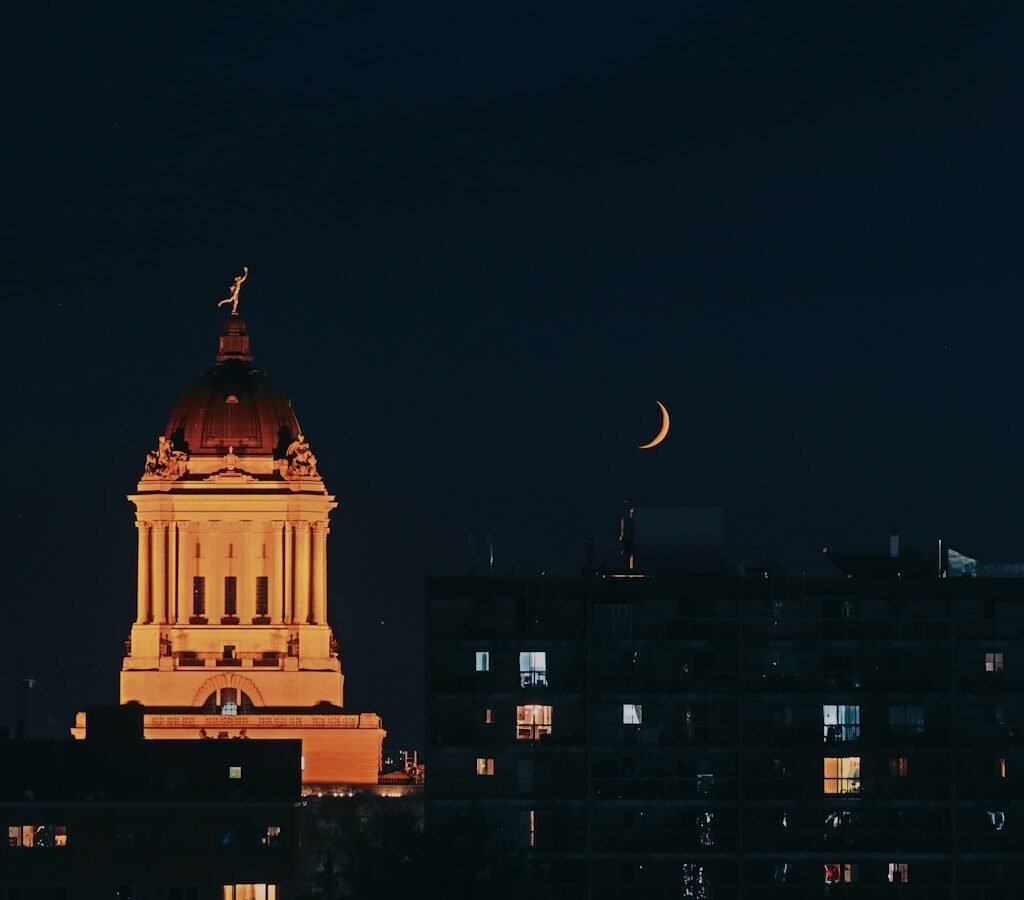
[639,401,670,449]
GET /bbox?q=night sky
[3,6,1021,748]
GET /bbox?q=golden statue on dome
[217,266,249,316]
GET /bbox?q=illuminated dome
[164,317,301,458]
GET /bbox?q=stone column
[271,521,284,624]
[283,521,294,623]
[136,521,151,624]
[175,521,190,624]
[167,521,177,624]
[151,521,167,624]
[312,521,328,625]
[294,521,311,624]
[238,521,251,622]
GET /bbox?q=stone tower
[73,311,385,788]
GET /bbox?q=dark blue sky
[2,5,1021,746]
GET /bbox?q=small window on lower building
[623,703,643,725]
[263,826,281,847]
[1000,757,1007,778]
[519,809,536,848]
[986,652,1004,672]
[7,825,68,848]
[987,810,1006,831]
[475,651,490,672]
[516,704,553,740]
[228,766,242,780]
[475,757,495,776]
[480,707,493,724]
[888,863,909,883]
[889,756,908,777]
[824,863,855,884]
[823,757,861,794]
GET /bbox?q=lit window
[823,757,861,794]
[516,704,553,740]
[987,810,1006,831]
[1000,757,1007,778]
[888,705,925,734]
[623,703,643,725]
[825,864,855,884]
[986,652,1004,672]
[823,705,860,742]
[8,825,67,848]
[475,651,490,672]
[825,811,857,840]
[263,826,281,847]
[222,888,278,900]
[888,863,909,884]
[889,756,908,777]
[772,862,790,883]
[519,651,548,687]
[697,811,714,847]
[475,757,495,776]
[228,766,242,780]
[696,773,714,796]
[520,810,536,848]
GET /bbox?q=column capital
[271,520,285,530]
[135,520,151,531]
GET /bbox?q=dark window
[192,577,206,615]
[224,577,237,616]
[255,576,269,616]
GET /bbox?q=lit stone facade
[72,313,385,788]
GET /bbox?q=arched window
[201,689,256,715]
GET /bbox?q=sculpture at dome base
[143,435,189,480]
[282,433,319,479]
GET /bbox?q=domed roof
[164,317,301,458]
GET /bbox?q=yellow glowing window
[229,766,242,780]
[516,705,553,741]
[476,757,495,776]
[823,757,860,794]
[1001,757,1008,778]
[7,825,67,848]
[222,887,278,900]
